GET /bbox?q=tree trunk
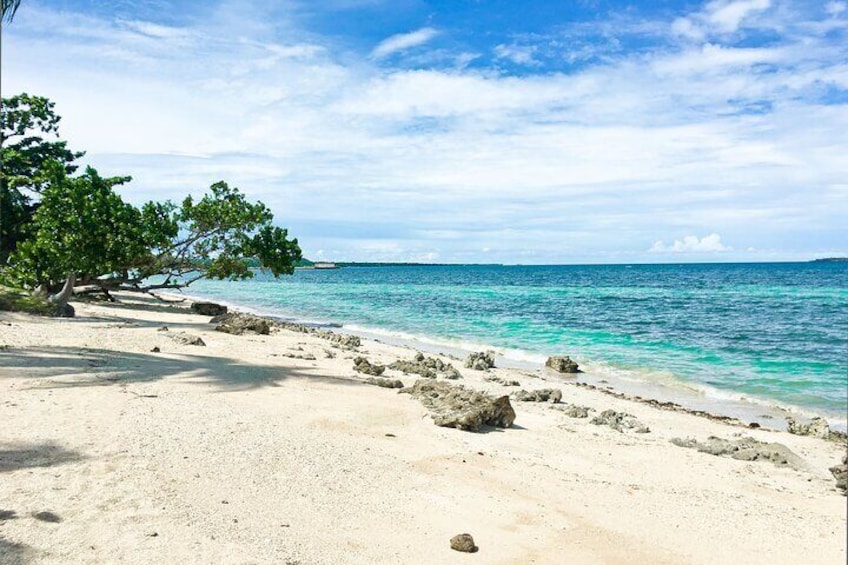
[48,272,76,315]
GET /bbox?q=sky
[2,0,847,264]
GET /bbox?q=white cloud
[704,0,771,33]
[493,43,538,65]
[371,27,439,59]
[825,2,847,16]
[650,234,731,253]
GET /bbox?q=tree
[1,93,84,262]
[1,0,22,22]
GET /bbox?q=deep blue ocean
[188,262,847,422]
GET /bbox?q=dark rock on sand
[191,301,228,316]
[365,377,404,389]
[165,331,206,346]
[389,352,461,379]
[545,355,579,373]
[551,404,592,418]
[484,375,520,387]
[400,380,515,432]
[829,453,847,495]
[785,416,830,439]
[670,436,805,470]
[450,533,478,553]
[512,388,563,403]
[465,351,495,371]
[212,312,271,335]
[591,409,649,433]
[276,321,361,349]
[353,357,385,376]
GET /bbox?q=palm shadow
[0,537,32,565]
[0,442,85,474]
[0,345,364,392]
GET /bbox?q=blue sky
[3,0,847,263]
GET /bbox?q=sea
[185,262,848,429]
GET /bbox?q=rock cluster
[277,322,361,349]
[484,375,520,386]
[400,380,516,432]
[785,416,830,439]
[512,388,562,403]
[591,409,650,433]
[389,352,461,379]
[164,331,206,346]
[551,404,592,418]
[211,312,271,335]
[545,355,579,373]
[353,357,385,376]
[191,301,228,316]
[670,436,805,470]
[464,351,495,371]
[830,453,847,495]
[450,533,478,553]
[365,377,404,389]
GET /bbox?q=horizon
[2,0,847,264]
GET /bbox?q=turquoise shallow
[188,262,847,421]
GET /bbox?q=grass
[0,284,54,315]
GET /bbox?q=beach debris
[545,355,580,374]
[591,410,649,433]
[670,436,805,470]
[400,379,515,432]
[365,377,404,389]
[353,357,385,376]
[389,352,462,380]
[450,533,478,553]
[785,416,831,439]
[164,331,206,346]
[211,312,271,335]
[465,351,495,371]
[191,301,228,316]
[551,404,592,418]
[829,453,847,495]
[512,388,562,403]
[484,375,520,386]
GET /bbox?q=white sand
[1,294,845,564]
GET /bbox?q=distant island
[810,257,848,263]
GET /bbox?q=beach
[1,293,846,564]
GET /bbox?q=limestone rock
[512,388,562,403]
[365,377,404,389]
[400,380,515,432]
[545,355,579,373]
[552,404,591,418]
[165,331,206,346]
[353,357,385,376]
[785,416,831,439]
[191,301,228,316]
[829,453,847,495]
[484,376,520,387]
[591,409,649,433]
[465,351,495,371]
[450,533,478,553]
[389,352,461,379]
[212,312,271,335]
[276,321,361,349]
[670,436,805,470]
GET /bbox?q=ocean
[186,262,847,426]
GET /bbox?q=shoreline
[2,292,845,564]
[170,288,848,433]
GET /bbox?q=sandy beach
[1,294,845,564]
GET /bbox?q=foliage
[0,284,53,315]
[1,93,84,262]
[1,0,22,23]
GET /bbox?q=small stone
[150,346,160,353]
[450,533,478,553]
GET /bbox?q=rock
[191,301,228,316]
[670,436,805,470]
[157,326,169,332]
[512,388,562,403]
[400,380,515,432]
[464,351,495,371]
[552,404,591,418]
[450,533,478,553]
[545,355,579,373]
[212,312,271,335]
[276,321,361,349]
[829,453,847,495]
[365,377,404,389]
[150,346,161,353]
[165,331,206,346]
[591,409,649,433]
[353,357,385,376]
[785,416,830,439]
[389,353,461,379]
[484,376,520,386]
[52,303,75,318]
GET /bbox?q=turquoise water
[188,263,847,419]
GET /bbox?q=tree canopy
[1,92,302,308]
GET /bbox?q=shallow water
[187,262,848,422]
